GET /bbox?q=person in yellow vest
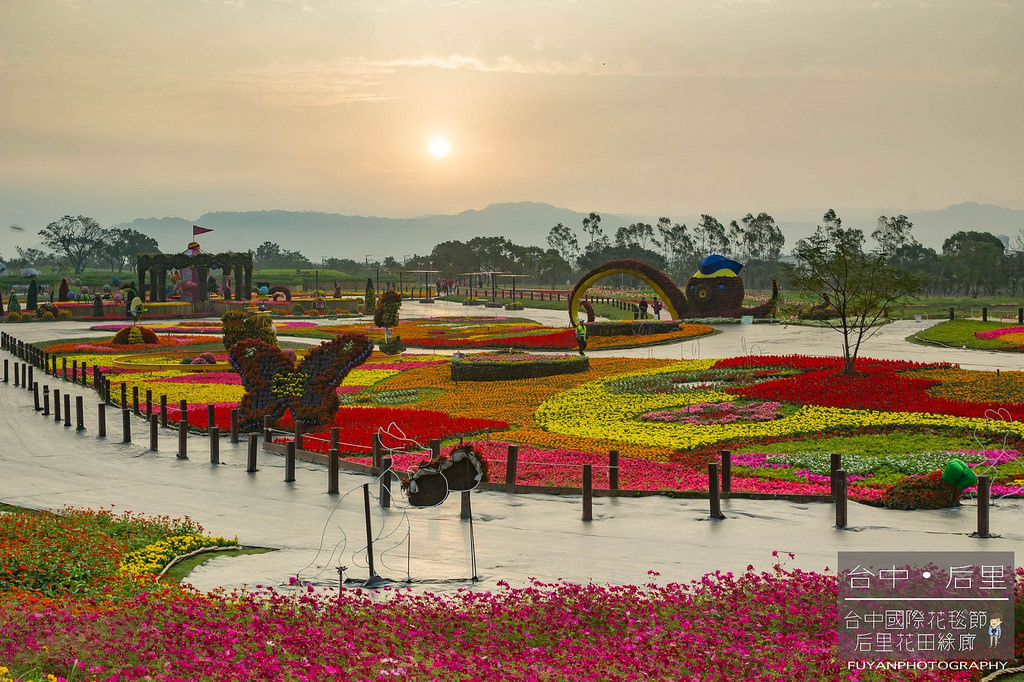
[574,320,588,355]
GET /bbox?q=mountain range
[114,201,1024,262]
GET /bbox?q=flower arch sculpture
[567,259,688,326]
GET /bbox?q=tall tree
[692,214,729,257]
[581,212,603,246]
[786,210,922,374]
[37,215,107,274]
[741,212,785,262]
[102,227,161,272]
[941,231,1005,297]
[872,215,918,256]
[546,223,580,267]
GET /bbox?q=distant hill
[113,201,1024,261]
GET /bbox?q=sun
[429,136,450,158]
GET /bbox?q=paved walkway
[1,314,1021,594]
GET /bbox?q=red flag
[193,225,213,236]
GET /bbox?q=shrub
[111,325,159,345]
[290,303,306,315]
[39,311,55,321]
[5,312,22,322]
[222,310,277,350]
[57,310,73,321]
[881,470,961,510]
[7,293,21,314]
[374,290,402,329]
[378,335,406,355]
[364,277,375,311]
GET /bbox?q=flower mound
[644,400,783,425]
[111,325,159,345]
[881,470,961,510]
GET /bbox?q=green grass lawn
[908,320,1020,351]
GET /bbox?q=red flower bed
[719,355,1024,417]
[277,407,510,454]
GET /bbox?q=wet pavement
[1,313,1021,594]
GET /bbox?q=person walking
[575,320,588,355]
[652,297,662,320]
[639,298,649,319]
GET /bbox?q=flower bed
[450,351,589,381]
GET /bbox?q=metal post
[363,483,376,578]
[33,381,41,411]
[53,389,62,422]
[721,450,732,493]
[209,427,220,464]
[122,409,131,443]
[264,415,273,444]
[294,420,304,451]
[429,438,440,459]
[207,404,216,433]
[830,453,842,497]
[149,414,158,451]
[160,394,168,428]
[43,386,51,415]
[285,441,296,482]
[328,447,340,494]
[2,359,7,383]
[609,449,619,490]
[949,307,955,321]
[373,433,384,468]
[246,434,258,472]
[460,490,471,520]
[133,386,140,415]
[72,360,78,383]
[13,362,19,388]
[836,469,848,528]
[1019,307,1023,325]
[120,382,127,409]
[27,366,33,392]
[179,399,188,426]
[582,464,593,521]
[146,389,152,417]
[63,393,71,427]
[976,475,991,538]
[62,357,67,379]
[177,420,188,459]
[379,455,392,508]
[230,409,239,443]
[708,462,725,519]
[76,396,85,431]
[98,403,106,438]
[506,444,518,490]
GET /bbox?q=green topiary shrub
[364,277,375,311]
[222,309,277,350]
[290,303,306,315]
[881,470,960,510]
[8,293,21,315]
[27,278,38,311]
[378,335,406,355]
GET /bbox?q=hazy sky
[1,0,1021,246]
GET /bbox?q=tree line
[4,212,1022,298]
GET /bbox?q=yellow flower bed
[343,368,400,386]
[907,367,1024,404]
[119,534,239,576]
[534,363,1024,460]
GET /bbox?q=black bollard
[53,389,62,422]
[207,404,216,433]
[120,382,127,409]
[132,386,140,415]
[177,420,188,459]
[325,446,340,495]
[179,399,188,426]
[76,396,85,431]
[460,490,472,520]
[830,453,842,497]
[506,444,519,490]
[149,414,158,451]
[609,449,620,490]
[98,403,106,438]
[721,450,732,493]
[294,420,304,451]
[247,434,258,472]
[708,463,725,519]
[285,441,296,482]
[33,381,41,411]
[835,469,848,528]
[146,389,152,417]
[2,359,7,383]
[363,484,376,578]
[63,393,71,427]
[122,409,131,443]
[209,427,220,464]
[582,464,593,521]
[160,395,168,428]
[230,409,239,443]
[982,307,988,322]
[374,433,386,468]
[379,455,392,508]
[976,475,991,538]
[264,415,273,444]
[43,386,51,416]
[27,366,33,393]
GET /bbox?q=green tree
[692,214,729,257]
[38,215,107,274]
[941,231,1005,297]
[103,227,161,272]
[546,223,580,267]
[786,210,923,374]
[872,215,918,256]
[582,212,603,247]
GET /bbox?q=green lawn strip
[163,547,274,583]
[908,319,1017,350]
